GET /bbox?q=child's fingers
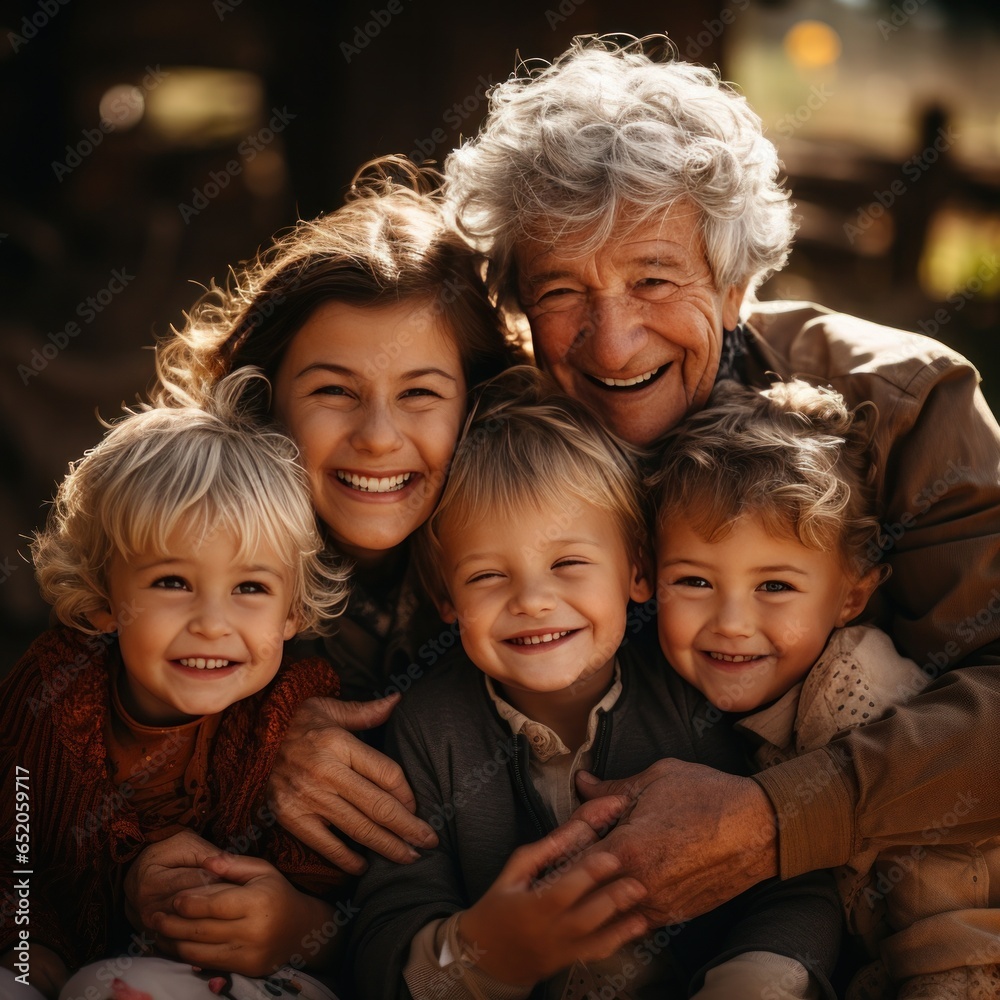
[201,852,278,883]
[169,885,249,921]
[530,848,627,910]
[559,873,647,936]
[152,911,239,944]
[498,818,605,887]
[571,911,650,966]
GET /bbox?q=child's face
[438,498,651,700]
[91,526,298,725]
[274,298,467,569]
[655,514,876,713]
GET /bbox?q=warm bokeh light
[143,68,263,146]
[784,20,842,69]
[99,85,145,131]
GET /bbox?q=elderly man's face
[516,203,746,445]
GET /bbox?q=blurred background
[2,0,999,664]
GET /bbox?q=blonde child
[351,367,843,1000]
[650,379,1000,1000]
[0,370,351,1000]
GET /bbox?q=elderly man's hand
[572,758,779,927]
[266,695,438,875]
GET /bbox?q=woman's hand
[458,817,647,988]
[151,853,342,975]
[123,829,223,939]
[572,758,779,926]
[267,695,438,874]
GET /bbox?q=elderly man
[127,32,1000,997]
[441,32,1000,990]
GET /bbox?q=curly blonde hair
[649,379,884,578]
[32,368,349,636]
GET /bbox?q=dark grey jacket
[350,636,841,999]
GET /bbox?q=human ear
[629,561,654,604]
[438,598,458,624]
[722,282,749,332]
[89,605,118,633]
[282,612,300,641]
[835,566,882,627]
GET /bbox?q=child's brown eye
[153,575,187,590]
[234,581,268,595]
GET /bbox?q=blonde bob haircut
[649,379,884,579]
[445,33,795,308]
[32,368,349,636]
[415,365,647,605]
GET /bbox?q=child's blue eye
[758,580,793,593]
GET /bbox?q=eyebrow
[660,559,809,576]
[453,538,602,569]
[134,557,285,577]
[294,362,457,382]
[522,253,687,286]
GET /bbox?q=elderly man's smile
[585,363,669,391]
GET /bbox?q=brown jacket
[742,301,1000,878]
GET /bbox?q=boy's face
[91,527,298,725]
[438,498,651,703]
[656,514,876,713]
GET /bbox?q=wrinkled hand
[124,829,223,940]
[151,853,338,976]
[459,816,647,988]
[1,943,68,999]
[573,758,779,927]
[267,695,437,874]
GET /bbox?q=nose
[711,594,755,639]
[350,399,405,456]
[508,576,556,618]
[584,295,648,373]
[189,597,233,640]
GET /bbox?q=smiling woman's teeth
[337,471,412,493]
[596,366,661,387]
[180,658,231,669]
[509,631,571,645]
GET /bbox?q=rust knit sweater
[1,626,346,970]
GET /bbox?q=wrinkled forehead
[513,200,708,281]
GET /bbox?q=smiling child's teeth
[338,471,412,493]
[709,652,762,663]
[180,658,231,669]
[510,631,571,645]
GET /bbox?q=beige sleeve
[402,914,533,1000]
[692,951,819,999]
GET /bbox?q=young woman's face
[274,299,467,568]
